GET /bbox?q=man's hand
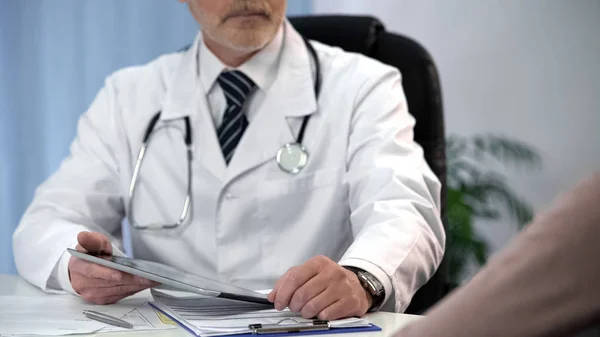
[68,231,159,304]
[267,256,372,320]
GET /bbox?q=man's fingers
[70,257,122,282]
[77,231,112,254]
[106,270,156,285]
[300,288,338,319]
[267,289,276,303]
[70,271,156,289]
[271,260,319,298]
[70,272,120,289]
[71,259,157,285]
[288,275,328,312]
[272,265,319,311]
[80,284,150,300]
[84,291,139,305]
[316,299,350,321]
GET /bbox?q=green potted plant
[444,134,542,287]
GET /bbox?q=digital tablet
[67,248,272,306]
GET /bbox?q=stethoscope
[127,38,321,230]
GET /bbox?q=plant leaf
[446,134,467,161]
[447,159,481,188]
[470,205,501,220]
[470,174,534,228]
[470,236,489,266]
[471,134,542,170]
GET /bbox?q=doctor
[13,0,444,320]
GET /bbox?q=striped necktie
[216,70,257,164]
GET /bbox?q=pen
[82,310,133,329]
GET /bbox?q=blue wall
[0,0,312,275]
[288,0,312,15]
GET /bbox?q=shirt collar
[199,24,284,94]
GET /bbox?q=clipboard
[240,322,381,337]
[249,318,330,334]
[148,302,382,337]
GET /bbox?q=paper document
[150,288,371,337]
[0,295,143,335]
[97,302,178,333]
[0,294,177,336]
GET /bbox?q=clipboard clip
[249,318,330,334]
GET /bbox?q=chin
[222,30,273,52]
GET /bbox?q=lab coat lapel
[161,33,226,181]
[224,22,318,184]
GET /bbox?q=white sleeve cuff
[57,247,78,295]
[44,241,78,295]
[339,258,393,310]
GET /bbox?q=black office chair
[288,15,448,315]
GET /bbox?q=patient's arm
[396,171,600,337]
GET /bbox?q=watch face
[357,272,378,296]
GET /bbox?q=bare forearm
[397,172,600,337]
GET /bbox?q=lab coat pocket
[257,167,351,279]
[260,167,345,197]
[257,167,347,230]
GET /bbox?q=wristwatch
[343,266,385,312]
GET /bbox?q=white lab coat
[13,21,444,312]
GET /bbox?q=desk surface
[0,274,421,337]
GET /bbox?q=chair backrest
[288,15,448,314]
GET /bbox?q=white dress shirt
[200,26,283,128]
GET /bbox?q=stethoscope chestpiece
[276,143,308,174]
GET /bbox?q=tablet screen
[67,248,271,305]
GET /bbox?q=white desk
[0,274,421,337]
